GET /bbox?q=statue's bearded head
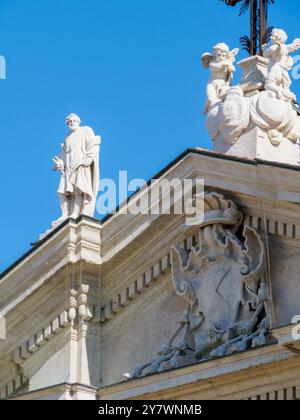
[66,113,81,131]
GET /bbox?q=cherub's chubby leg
[207,83,218,103]
[268,129,283,146]
[70,188,84,220]
[205,83,220,112]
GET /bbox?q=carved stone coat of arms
[128,193,271,379]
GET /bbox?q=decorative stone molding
[245,214,299,240]
[6,382,98,400]
[0,372,28,400]
[12,310,71,366]
[247,386,300,401]
[97,254,172,323]
[11,283,94,368]
[0,356,28,400]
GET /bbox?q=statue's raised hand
[52,156,64,172]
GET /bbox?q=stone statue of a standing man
[52,113,101,227]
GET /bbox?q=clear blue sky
[0,0,299,271]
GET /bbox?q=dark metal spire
[219,0,275,55]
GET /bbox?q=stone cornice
[5,343,300,400]
[6,382,97,400]
[0,217,101,281]
[97,343,299,400]
[0,372,28,400]
[12,310,71,367]
[245,214,300,242]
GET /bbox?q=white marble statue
[249,28,300,145]
[203,30,300,156]
[52,114,101,227]
[201,43,239,113]
[263,29,300,104]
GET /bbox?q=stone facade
[1,149,300,400]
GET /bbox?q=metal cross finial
[220,0,275,55]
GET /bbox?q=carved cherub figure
[263,28,300,104]
[201,43,239,113]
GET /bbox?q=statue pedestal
[213,125,300,165]
[238,55,269,97]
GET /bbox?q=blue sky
[0,0,300,271]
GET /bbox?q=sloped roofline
[1,147,300,279]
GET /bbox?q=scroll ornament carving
[126,193,271,379]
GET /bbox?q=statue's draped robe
[58,126,100,216]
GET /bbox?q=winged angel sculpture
[201,44,239,113]
[202,29,300,148]
[126,193,271,379]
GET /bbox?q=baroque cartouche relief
[128,193,272,378]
